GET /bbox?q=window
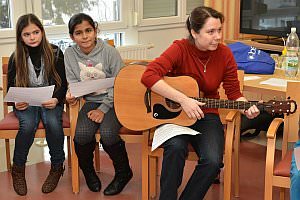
[143,0,177,19]
[138,0,203,26]
[41,0,121,26]
[0,0,11,29]
[186,0,204,15]
[39,0,126,46]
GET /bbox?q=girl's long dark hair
[14,14,61,89]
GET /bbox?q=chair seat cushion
[0,111,70,130]
[273,150,292,177]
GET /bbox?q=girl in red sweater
[141,6,260,200]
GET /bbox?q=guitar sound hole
[166,98,181,109]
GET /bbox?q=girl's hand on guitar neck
[237,97,260,119]
[179,96,206,120]
[244,105,260,119]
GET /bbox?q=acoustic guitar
[114,65,297,131]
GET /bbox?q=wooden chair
[0,57,72,172]
[69,62,150,199]
[147,70,244,200]
[264,81,300,200]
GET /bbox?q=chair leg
[233,128,240,198]
[71,139,79,193]
[149,155,158,199]
[67,136,71,168]
[279,188,285,200]
[142,130,149,200]
[94,142,100,173]
[5,139,11,172]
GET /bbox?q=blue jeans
[291,140,300,200]
[13,105,65,167]
[159,114,224,200]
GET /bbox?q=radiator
[116,43,154,60]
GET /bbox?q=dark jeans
[159,114,224,200]
[74,102,122,146]
[13,105,65,167]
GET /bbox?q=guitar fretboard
[193,97,259,110]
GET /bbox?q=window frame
[0,0,128,40]
[137,0,199,27]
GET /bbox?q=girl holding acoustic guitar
[141,6,260,200]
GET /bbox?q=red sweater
[141,39,243,114]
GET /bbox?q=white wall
[139,27,187,59]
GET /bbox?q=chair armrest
[225,110,240,122]
[266,118,284,139]
[69,100,80,138]
[69,101,80,117]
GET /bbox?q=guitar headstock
[263,99,297,115]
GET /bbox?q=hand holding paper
[4,85,55,107]
[69,77,115,97]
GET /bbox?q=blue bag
[228,42,275,74]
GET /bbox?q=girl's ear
[70,34,75,41]
[191,29,197,39]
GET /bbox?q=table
[243,69,299,98]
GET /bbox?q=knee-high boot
[74,140,101,192]
[102,140,133,195]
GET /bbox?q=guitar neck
[193,97,259,110]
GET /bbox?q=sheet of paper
[294,146,300,170]
[69,77,115,97]
[260,78,288,87]
[244,76,262,81]
[151,124,201,151]
[259,78,300,88]
[4,85,55,107]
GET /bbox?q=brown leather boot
[41,164,65,193]
[11,164,27,196]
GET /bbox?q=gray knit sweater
[64,38,124,113]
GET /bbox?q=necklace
[33,64,41,71]
[197,56,211,73]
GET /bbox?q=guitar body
[114,65,297,130]
[114,65,199,130]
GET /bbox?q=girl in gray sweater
[64,13,132,195]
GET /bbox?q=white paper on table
[151,124,201,151]
[4,85,55,107]
[294,146,300,170]
[259,78,300,87]
[69,77,115,97]
[244,76,262,81]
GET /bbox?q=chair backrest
[281,81,300,155]
[2,57,9,116]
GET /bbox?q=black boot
[102,140,133,196]
[74,140,101,192]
